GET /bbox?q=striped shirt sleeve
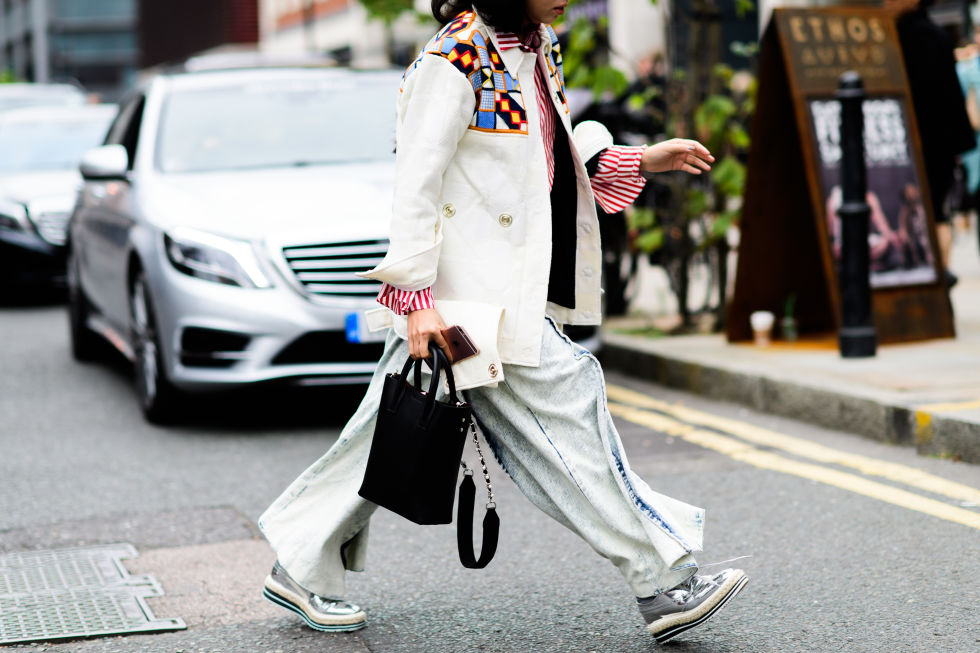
[376,282,434,315]
[590,145,648,214]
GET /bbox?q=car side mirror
[79,144,129,181]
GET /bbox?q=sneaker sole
[262,586,367,633]
[647,571,749,644]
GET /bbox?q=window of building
[53,0,136,20]
[51,31,136,54]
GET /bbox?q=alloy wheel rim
[131,280,158,405]
[67,252,77,293]
[67,252,81,312]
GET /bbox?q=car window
[0,112,115,173]
[154,75,397,173]
[105,94,145,168]
[104,96,138,145]
[120,98,145,169]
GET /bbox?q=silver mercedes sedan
[67,67,400,423]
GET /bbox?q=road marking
[607,402,980,530]
[914,411,933,445]
[606,384,980,506]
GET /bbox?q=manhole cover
[0,543,185,645]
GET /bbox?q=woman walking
[259,0,748,644]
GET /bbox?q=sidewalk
[600,222,980,464]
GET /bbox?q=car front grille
[32,212,69,246]
[281,239,388,298]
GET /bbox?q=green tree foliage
[0,69,18,84]
[360,0,415,25]
[690,63,756,244]
[560,13,629,99]
[359,0,430,63]
[561,0,757,329]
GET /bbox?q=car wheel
[130,271,180,424]
[67,246,103,362]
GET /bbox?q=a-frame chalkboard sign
[727,7,954,344]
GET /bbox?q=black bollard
[836,71,877,358]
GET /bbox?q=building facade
[257,0,668,70]
[258,0,432,68]
[256,1,971,78]
[0,0,139,99]
[138,0,259,70]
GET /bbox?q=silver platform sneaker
[639,568,748,643]
[263,561,367,632]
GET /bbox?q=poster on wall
[809,96,937,288]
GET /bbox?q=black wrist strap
[456,473,499,568]
[456,416,498,569]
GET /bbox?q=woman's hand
[641,139,714,175]
[406,308,449,360]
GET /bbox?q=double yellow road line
[606,384,980,530]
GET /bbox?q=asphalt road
[2,299,979,652]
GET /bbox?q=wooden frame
[728,7,954,344]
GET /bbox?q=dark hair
[431,0,528,34]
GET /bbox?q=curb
[598,335,980,464]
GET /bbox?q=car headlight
[0,199,29,232]
[27,197,74,246]
[164,228,272,288]
[31,211,70,245]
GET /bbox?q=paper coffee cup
[750,310,775,346]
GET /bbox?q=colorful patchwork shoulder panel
[544,25,568,115]
[403,11,527,134]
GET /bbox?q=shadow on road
[0,287,67,307]
[80,339,370,432]
[174,383,369,431]
[1,289,371,431]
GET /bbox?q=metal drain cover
[0,543,185,645]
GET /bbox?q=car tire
[67,245,103,362]
[130,271,180,424]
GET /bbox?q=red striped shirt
[589,145,647,214]
[495,32,525,49]
[376,283,434,314]
[536,54,557,188]
[377,26,647,315]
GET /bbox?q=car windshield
[0,113,112,173]
[156,75,398,173]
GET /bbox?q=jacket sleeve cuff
[572,120,614,163]
[376,283,434,315]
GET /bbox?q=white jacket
[360,10,613,390]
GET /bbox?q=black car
[0,104,115,290]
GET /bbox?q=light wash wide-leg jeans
[258,319,705,599]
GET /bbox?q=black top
[896,8,975,214]
[546,119,580,309]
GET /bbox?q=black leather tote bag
[358,348,471,525]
